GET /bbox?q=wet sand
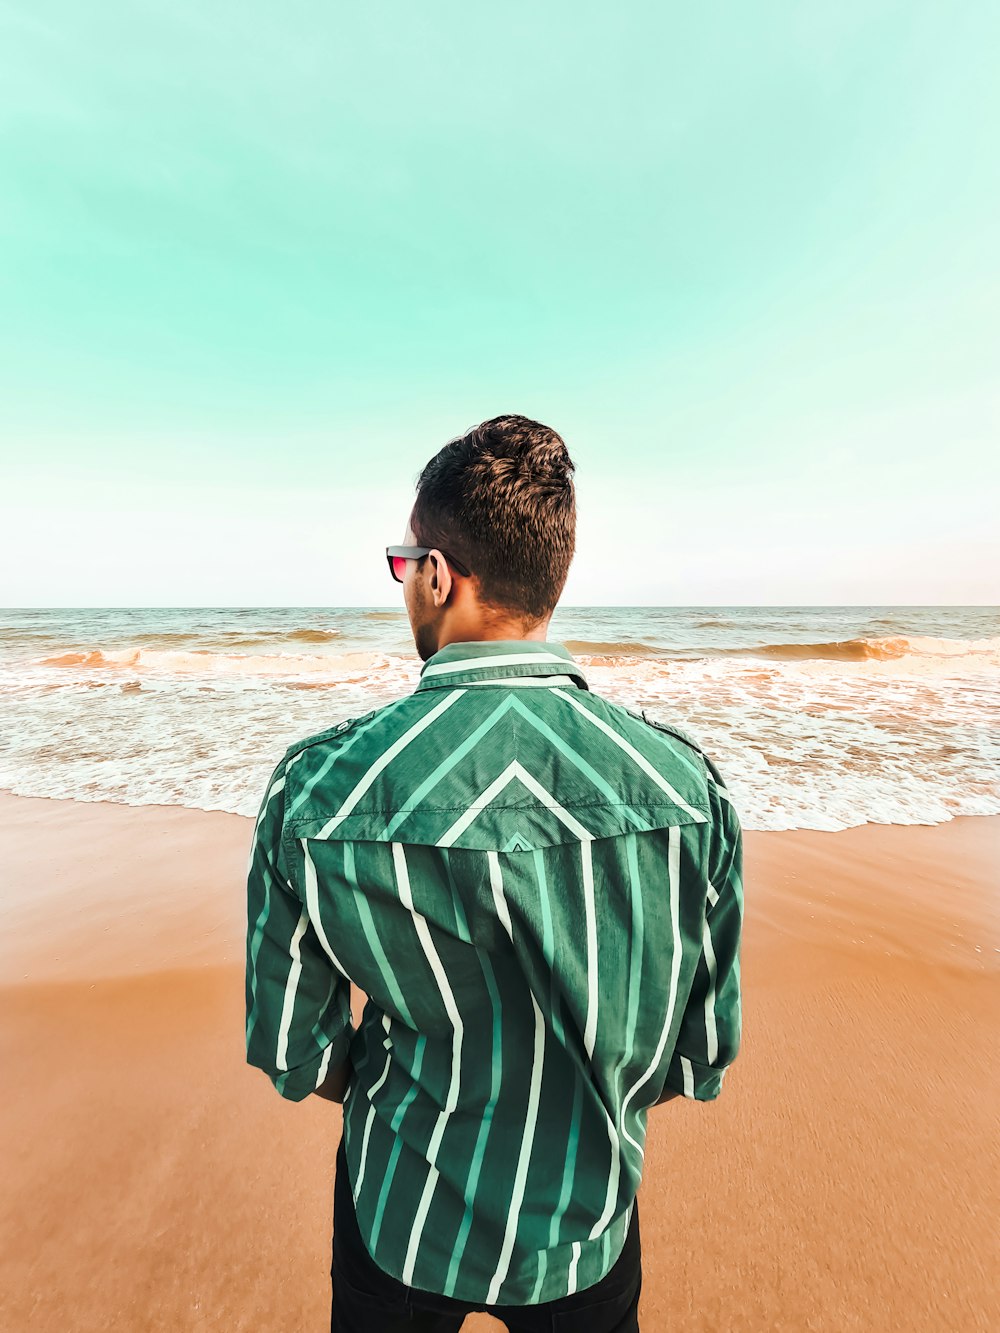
[1,791,997,1331]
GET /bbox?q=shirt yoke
[277,688,714,851]
[283,693,710,765]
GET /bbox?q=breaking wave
[37,646,375,678]
[33,633,1000,680]
[572,635,1000,667]
[724,635,1000,663]
[562,639,661,657]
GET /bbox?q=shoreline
[1,791,998,1329]
[6,779,999,829]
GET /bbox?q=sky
[0,2,997,606]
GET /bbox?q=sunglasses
[386,545,472,584]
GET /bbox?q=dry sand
[1,790,997,1331]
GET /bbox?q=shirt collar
[414,639,591,693]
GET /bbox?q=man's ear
[430,553,451,603]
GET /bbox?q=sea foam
[2,606,998,833]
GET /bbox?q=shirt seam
[417,677,587,690]
[284,798,710,831]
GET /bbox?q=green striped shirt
[245,638,743,1306]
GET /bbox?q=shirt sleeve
[245,755,354,1102]
[662,753,744,1101]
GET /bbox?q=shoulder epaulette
[281,707,379,762]
[627,705,706,756]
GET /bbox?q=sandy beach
[1,790,997,1332]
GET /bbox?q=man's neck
[435,624,553,650]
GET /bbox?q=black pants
[331,1134,642,1332]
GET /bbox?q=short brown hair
[410,414,576,625]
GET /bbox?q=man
[245,414,743,1332]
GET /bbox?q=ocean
[1,605,997,832]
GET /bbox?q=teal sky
[1,2,997,605]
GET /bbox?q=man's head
[397,414,577,662]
